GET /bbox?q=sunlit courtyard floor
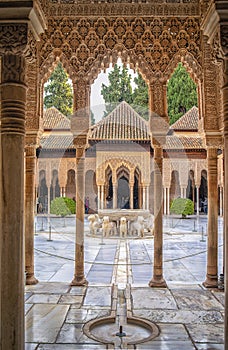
[25,215,224,349]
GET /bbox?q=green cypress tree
[44,63,73,117]
[167,63,198,125]
[101,64,133,117]
[132,72,149,120]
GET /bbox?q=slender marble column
[25,145,38,285]
[164,188,167,215]
[196,186,200,216]
[1,53,26,350]
[220,186,223,216]
[101,185,104,210]
[138,185,142,209]
[142,186,146,209]
[203,147,218,287]
[97,185,101,210]
[130,184,134,209]
[167,188,170,215]
[149,146,166,287]
[113,184,117,209]
[146,186,149,210]
[71,145,88,286]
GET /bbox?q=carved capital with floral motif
[205,132,223,148]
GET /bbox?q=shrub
[170,198,194,218]
[50,197,76,216]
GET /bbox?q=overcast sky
[90,60,137,122]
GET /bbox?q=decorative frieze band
[49,3,199,17]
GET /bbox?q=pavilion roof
[170,106,199,131]
[89,101,150,141]
[43,107,70,130]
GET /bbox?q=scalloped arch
[40,52,76,85]
[164,51,202,84]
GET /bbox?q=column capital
[0,1,47,44]
[73,135,89,150]
[204,132,223,148]
[25,131,42,148]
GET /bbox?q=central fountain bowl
[83,314,160,346]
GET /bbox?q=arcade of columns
[0,0,227,349]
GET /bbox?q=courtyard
[25,215,224,349]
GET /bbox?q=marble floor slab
[26,293,60,304]
[83,286,112,307]
[194,344,224,350]
[26,304,69,343]
[37,345,106,350]
[134,309,223,324]
[171,289,224,310]
[137,340,196,349]
[187,324,224,343]
[131,288,178,310]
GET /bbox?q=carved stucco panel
[38,16,201,85]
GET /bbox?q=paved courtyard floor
[25,215,224,349]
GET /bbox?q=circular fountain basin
[83,315,159,346]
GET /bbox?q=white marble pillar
[130,184,134,209]
[164,188,167,215]
[146,186,149,210]
[167,188,170,215]
[101,185,104,210]
[220,186,223,216]
[47,186,51,216]
[113,184,117,209]
[196,186,200,216]
[143,186,146,209]
[97,185,101,210]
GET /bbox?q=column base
[71,275,88,286]
[149,277,167,288]
[202,275,218,288]
[26,274,39,285]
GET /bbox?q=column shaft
[101,185,104,210]
[130,185,134,209]
[203,147,218,287]
[220,186,223,216]
[143,187,146,209]
[149,147,166,287]
[113,184,117,209]
[25,146,38,285]
[164,188,167,215]
[71,147,87,286]
[97,185,101,210]
[146,186,149,210]
[196,186,200,216]
[0,54,26,350]
[167,188,170,215]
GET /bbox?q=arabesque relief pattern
[39,16,201,83]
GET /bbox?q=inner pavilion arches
[116,165,130,209]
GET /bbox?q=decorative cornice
[48,2,200,17]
